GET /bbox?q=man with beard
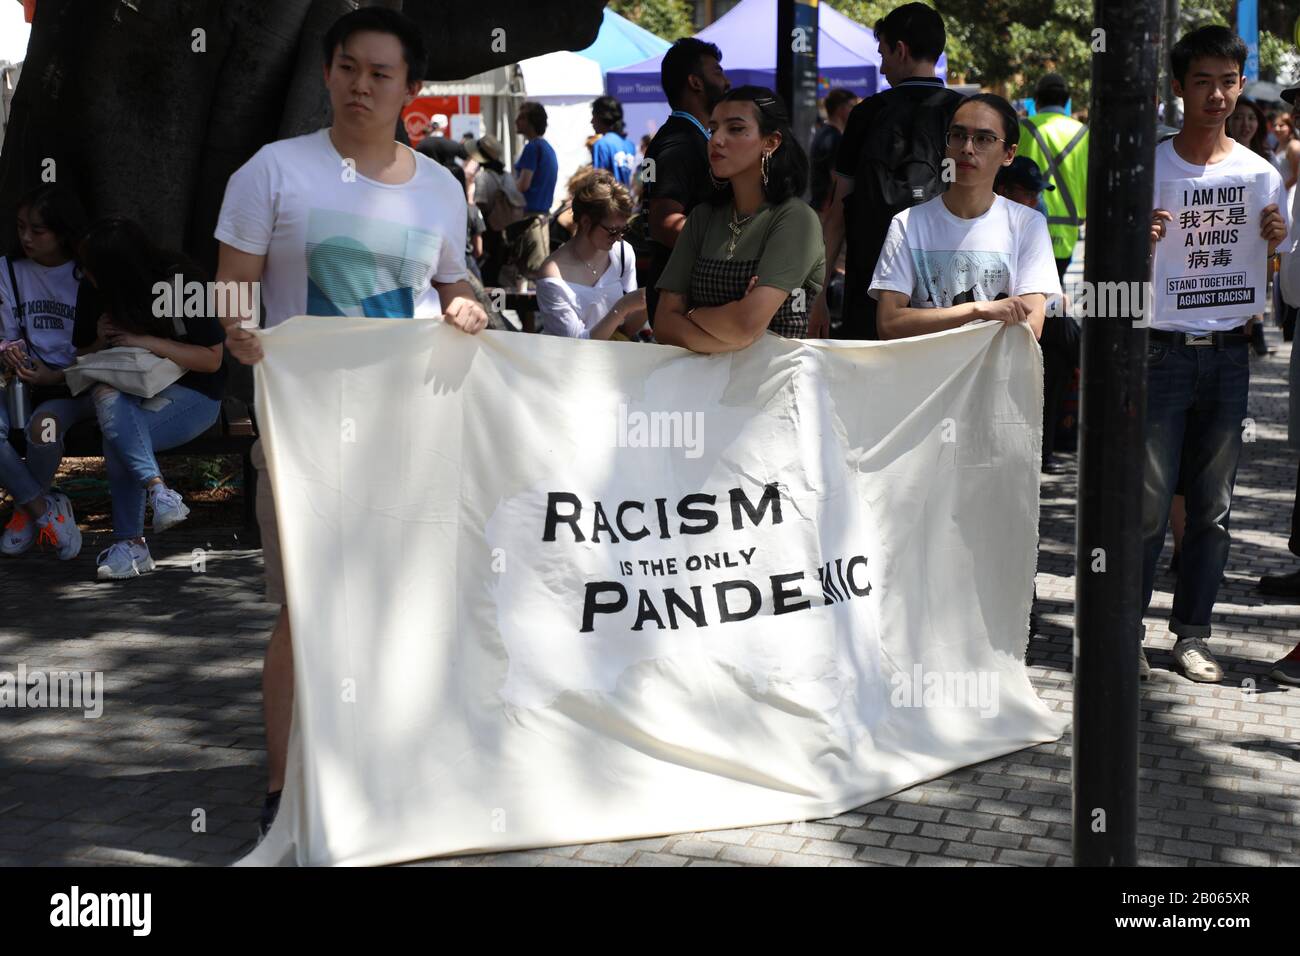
[641,38,730,324]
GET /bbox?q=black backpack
[854,86,965,219]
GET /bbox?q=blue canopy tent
[578,7,672,72]
[607,0,947,140]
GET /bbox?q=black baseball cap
[996,156,1055,193]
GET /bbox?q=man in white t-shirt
[1143,27,1290,683]
[211,7,488,839]
[868,93,1062,340]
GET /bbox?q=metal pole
[1072,0,1163,866]
[775,0,818,166]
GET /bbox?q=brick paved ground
[3,321,1298,867]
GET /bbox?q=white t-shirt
[214,128,469,329]
[536,241,637,338]
[869,194,1062,312]
[1152,138,1287,332]
[1281,179,1300,306]
[0,257,81,368]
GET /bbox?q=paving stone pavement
[2,328,1298,868]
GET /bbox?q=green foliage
[835,0,1089,101]
[608,0,696,42]
[1258,30,1294,82]
[834,0,1298,99]
[1183,0,1298,81]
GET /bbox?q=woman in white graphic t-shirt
[0,185,97,562]
[869,93,1062,340]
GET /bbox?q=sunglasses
[599,223,629,239]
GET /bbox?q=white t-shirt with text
[869,194,1062,314]
[1152,138,1287,333]
[215,128,469,329]
[0,257,80,368]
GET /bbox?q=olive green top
[655,196,827,299]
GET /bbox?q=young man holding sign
[1144,26,1289,682]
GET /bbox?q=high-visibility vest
[1018,111,1089,260]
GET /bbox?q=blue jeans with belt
[1139,334,1250,640]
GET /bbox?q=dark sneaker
[1258,568,1300,597]
[1269,657,1300,686]
[258,790,282,840]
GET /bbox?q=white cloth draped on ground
[238,316,1066,867]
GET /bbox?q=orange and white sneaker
[1,508,37,556]
[35,491,83,561]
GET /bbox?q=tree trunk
[0,0,607,267]
[187,0,319,266]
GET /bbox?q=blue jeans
[1139,337,1250,640]
[0,392,95,506]
[92,383,220,540]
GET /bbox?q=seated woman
[76,218,228,581]
[536,167,647,340]
[870,93,1060,340]
[0,184,95,561]
[653,86,825,353]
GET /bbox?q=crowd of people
[3,3,1300,841]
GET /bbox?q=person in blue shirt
[509,101,560,287]
[590,95,637,188]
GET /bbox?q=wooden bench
[58,395,259,538]
[5,358,260,540]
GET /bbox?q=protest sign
[1153,173,1269,326]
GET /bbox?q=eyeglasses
[599,223,629,239]
[945,127,1007,152]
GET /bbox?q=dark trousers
[837,277,878,340]
[1139,338,1249,640]
[1041,327,1076,463]
[1290,457,1300,558]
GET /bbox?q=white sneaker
[148,484,190,533]
[35,492,82,561]
[96,539,155,580]
[1,507,38,556]
[1172,637,1223,683]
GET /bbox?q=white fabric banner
[239,317,1066,867]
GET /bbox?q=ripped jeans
[92,382,220,540]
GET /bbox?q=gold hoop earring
[761,150,770,188]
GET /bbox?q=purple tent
[607,0,946,104]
